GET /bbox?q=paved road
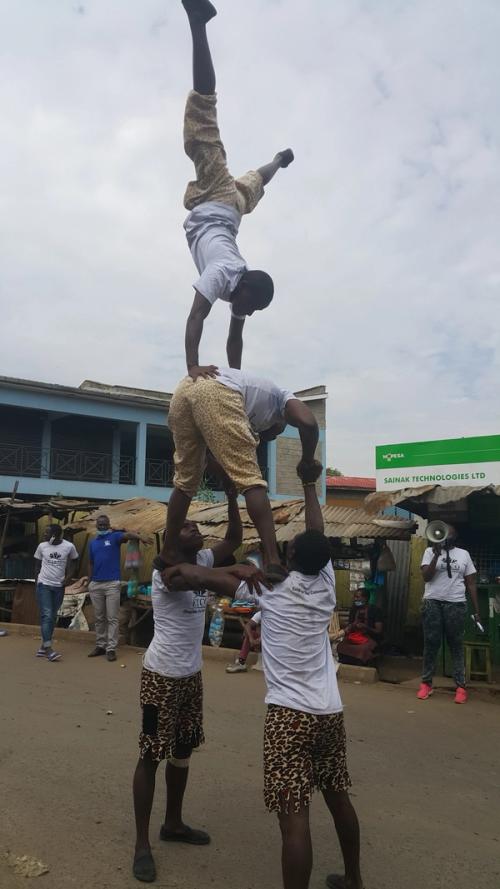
[0,634,499,889]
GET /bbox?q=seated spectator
[337,587,383,666]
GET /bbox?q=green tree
[326,468,343,477]
[196,477,217,503]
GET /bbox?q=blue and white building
[0,376,327,503]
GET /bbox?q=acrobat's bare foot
[182,0,217,25]
[276,149,295,168]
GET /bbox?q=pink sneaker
[417,682,433,700]
[454,687,468,704]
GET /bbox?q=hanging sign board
[376,435,500,492]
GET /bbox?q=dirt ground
[0,634,499,889]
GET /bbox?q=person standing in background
[418,524,480,704]
[88,515,150,663]
[34,524,79,662]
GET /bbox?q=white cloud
[1,0,499,474]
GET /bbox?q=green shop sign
[376,435,500,491]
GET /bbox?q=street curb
[0,622,99,644]
[0,624,258,664]
[338,664,378,684]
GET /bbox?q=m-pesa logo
[382,452,405,463]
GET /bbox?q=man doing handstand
[181,0,294,379]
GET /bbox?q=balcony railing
[0,443,135,485]
[144,460,219,490]
[145,459,175,487]
[144,460,268,489]
[0,443,269,490]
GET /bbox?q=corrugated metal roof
[326,476,376,490]
[276,520,410,542]
[64,496,413,545]
[321,505,376,523]
[365,484,500,519]
[193,502,412,547]
[0,498,99,517]
[188,499,305,527]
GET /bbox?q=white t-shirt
[235,562,343,715]
[184,202,247,314]
[34,540,79,587]
[143,549,215,678]
[421,546,476,603]
[216,367,296,433]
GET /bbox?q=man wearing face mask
[88,515,150,662]
[418,524,480,704]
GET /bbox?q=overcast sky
[1,0,499,475]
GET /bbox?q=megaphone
[425,520,450,545]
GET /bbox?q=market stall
[2,495,415,651]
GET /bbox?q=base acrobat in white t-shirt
[235,561,342,716]
[143,549,214,679]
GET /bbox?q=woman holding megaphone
[417,523,480,705]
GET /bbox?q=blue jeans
[36,583,64,647]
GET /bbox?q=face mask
[354,599,365,607]
[97,529,109,536]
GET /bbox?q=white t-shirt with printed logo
[34,540,79,587]
[235,561,343,715]
[421,546,476,603]
[143,549,215,679]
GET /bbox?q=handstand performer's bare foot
[182,0,217,24]
[276,148,295,168]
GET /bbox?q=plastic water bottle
[209,604,225,648]
[127,578,138,599]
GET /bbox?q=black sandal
[133,851,156,883]
[159,824,210,845]
[326,876,363,889]
[326,877,345,889]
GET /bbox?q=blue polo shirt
[89,532,124,581]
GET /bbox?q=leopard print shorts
[139,668,204,762]
[263,706,351,814]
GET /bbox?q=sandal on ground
[133,851,156,883]
[326,877,347,889]
[159,824,210,845]
[326,876,363,889]
[36,648,47,657]
[47,651,61,662]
